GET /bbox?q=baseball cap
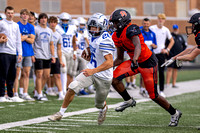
[173,24,179,29]
[157,13,166,19]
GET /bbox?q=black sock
[126,82,130,87]
[119,89,131,101]
[167,104,176,115]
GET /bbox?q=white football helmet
[77,17,86,25]
[87,13,108,37]
[58,12,72,27]
[71,19,79,27]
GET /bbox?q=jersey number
[63,38,70,47]
[90,53,97,68]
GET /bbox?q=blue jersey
[140,27,157,51]
[17,21,35,57]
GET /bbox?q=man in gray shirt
[33,13,55,101]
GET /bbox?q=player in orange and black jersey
[110,9,182,127]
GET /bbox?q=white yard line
[0,79,200,130]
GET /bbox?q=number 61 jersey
[56,24,77,53]
[87,31,115,80]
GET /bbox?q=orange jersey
[112,23,152,63]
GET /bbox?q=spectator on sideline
[47,16,65,100]
[13,9,35,101]
[165,24,186,88]
[139,18,157,97]
[149,13,174,98]
[0,6,22,102]
[33,13,55,101]
[56,12,77,95]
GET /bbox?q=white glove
[161,58,175,67]
[176,59,182,67]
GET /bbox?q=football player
[56,12,77,95]
[48,13,115,125]
[109,9,181,127]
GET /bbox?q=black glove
[131,60,138,72]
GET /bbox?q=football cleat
[98,105,108,125]
[48,112,63,122]
[169,110,182,127]
[115,97,136,112]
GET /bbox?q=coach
[0,6,22,102]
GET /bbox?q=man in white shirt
[149,13,174,97]
[0,6,22,102]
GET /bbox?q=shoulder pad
[126,24,141,39]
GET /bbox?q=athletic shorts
[34,58,51,70]
[16,56,32,68]
[113,60,158,99]
[68,72,112,109]
[50,58,61,74]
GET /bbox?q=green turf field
[0,69,199,132]
[1,91,200,133]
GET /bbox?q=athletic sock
[167,104,176,115]
[119,89,131,101]
[59,107,67,115]
[19,88,23,95]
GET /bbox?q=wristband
[166,48,170,52]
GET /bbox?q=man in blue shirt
[139,18,157,97]
[13,8,35,101]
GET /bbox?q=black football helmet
[186,13,200,35]
[109,9,131,31]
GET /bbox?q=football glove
[161,58,175,67]
[176,59,182,67]
[131,60,138,72]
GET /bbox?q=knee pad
[95,103,104,109]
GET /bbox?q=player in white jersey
[56,12,77,95]
[48,13,115,125]
[47,16,65,100]
[33,13,56,101]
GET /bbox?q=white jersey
[52,31,62,58]
[56,24,77,53]
[0,19,22,55]
[76,30,89,56]
[33,25,53,59]
[149,25,172,54]
[87,31,115,80]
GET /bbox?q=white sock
[132,78,136,85]
[33,74,36,87]
[58,91,63,97]
[61,72,67,94]
[59,107,67,115]
[23,93,28,96]
[47,87,52,92]
[19,88,23,95]
[38,94,43,99]
[34,90,38,97]
[14,92,18,97]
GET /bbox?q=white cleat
[160,91,166,98]
[8,96,24,102]
[48,112,63,122]
[0,96,12,102]
[98,105,108,125]
[169,110,182,127]
[115,97,136,112]
[22,95,35,101]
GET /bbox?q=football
[81,47,91,61]
[0,33,7,39]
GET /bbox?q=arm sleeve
[16,25,22,55]
[126,24,141,39]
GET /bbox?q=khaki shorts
[69,72,112,109]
